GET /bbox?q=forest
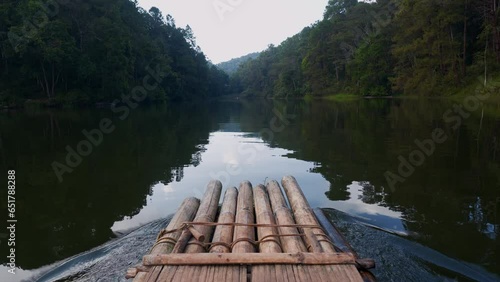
[233,0,500,97]
[216,52,260,75]
[1,0,499,107]
[0,0,230,107]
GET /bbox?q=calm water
[1,99,500,281]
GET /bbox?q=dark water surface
[1,99,499,281]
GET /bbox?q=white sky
[137,0,329,63]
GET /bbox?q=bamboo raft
[127,176,375,282]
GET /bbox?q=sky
[137,0,329,64]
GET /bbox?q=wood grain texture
[210,187,238,253]
[184,180,223,254]
[232,181,256,253]
[253,184,282,253]
[143,252,356,266]
[267,180,307,253]
[281,176,336,253]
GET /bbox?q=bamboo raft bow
[126,176,376,282]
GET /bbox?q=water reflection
[111,131,325,232]
[331,182,406,235]
[0,98,499,279]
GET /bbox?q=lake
[1,98,499,281]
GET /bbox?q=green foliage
[234,0,500,98]
[0,0,230,106]
[348,34,393,96]
[217,52,260,74]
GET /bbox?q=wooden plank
[232,181,256,253]
[214,266,225,282]
[210,187,238,253]
[266,180,307,253]
[310,264,329,282]
[285,265,296,282]
[198,266,208,282]
[302,266,313,281]
[184,180,223,254]
[267,265,276,282]
[192,266,202,282]
[171,265,185,282]
[205,266,216,282]
[251,266,263,282]
[239,266,246,282]
[180,266,195,282]
[143,266,162,282]
[294,265,310,282]
[235,266,242,282]
[155,265,177,282]
[143,252,356,266]
[274,265,285,282]
[328,265,364,282]
[227,266,239,282]
[253,184,282,253]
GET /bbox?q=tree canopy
[233,0,500,97]
[0,0,230,107]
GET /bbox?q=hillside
[217,52,260,75]
[233,0,500,98]
[0,1,230,107]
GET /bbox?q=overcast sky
[137,0,329,64]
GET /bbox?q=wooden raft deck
[127,176,375,282]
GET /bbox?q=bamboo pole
[183,180,223,253]
[143,253,356,266]
[171,229,192,254]
[210,187,238,253]
[253,184,282,281]
[266,180,307,253]
[253,184,282,253]
[313,208,376,281]
[232,181,256,253]
[130,197,200,281]
[281,175,335,253]
[283,177,365,281]
[312,208,353,254]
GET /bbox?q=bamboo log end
[126,267,138,279]
[356,259,376,270]
[183,197,201,205]
[188,225,206,242]
[282,175,297,183]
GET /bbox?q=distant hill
[217,52,260,74]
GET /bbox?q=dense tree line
[0,0,230,107]
[234,0,500,97]
[216,52,260,75]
